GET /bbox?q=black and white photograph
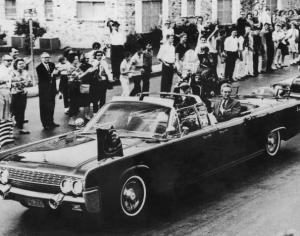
[1,0,300,235]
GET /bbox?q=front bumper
[0,184,100,213]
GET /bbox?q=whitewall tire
[266,130,281,157]
[120,175,147,217]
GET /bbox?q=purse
[80,84,90,94]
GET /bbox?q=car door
[211,116,251,170]
[174,105,221,183]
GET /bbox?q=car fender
[270,126,288,139]
[120,164,151,181]
[270,127,286,133]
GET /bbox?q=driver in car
[213,83,241,122]
[176,82,197,109]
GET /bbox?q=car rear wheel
[266,130,281,157]
[120,175,147,219]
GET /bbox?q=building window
[45,0,54,19]
[265,0,277,13]
[187,0,195,16]
[142,0,162,32]
[77,1,106,21]
[217,0,232,24]
[5,0,17,19]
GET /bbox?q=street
[0,66,300,236]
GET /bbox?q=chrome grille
[4,167,74,186]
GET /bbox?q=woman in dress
[67,54,81,126]
[286,21,299,64]
[57,55,71,114]
[0,55,14,147]
[119,51,132,96]
[78,54,93,121]
[11,58,32,134]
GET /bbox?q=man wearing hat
[36,52,59,130]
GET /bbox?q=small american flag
[0,120,14,148]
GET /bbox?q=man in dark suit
[36,52,59,130]
[213,83,241,122]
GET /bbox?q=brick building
[0,0,297,49]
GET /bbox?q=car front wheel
[120,175,147,218]
[266,130,281,157]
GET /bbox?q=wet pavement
[0,65,300,236]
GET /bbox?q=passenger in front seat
[213,83,241,122]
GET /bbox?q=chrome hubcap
[121,176,146,216]
[267,132,279,154]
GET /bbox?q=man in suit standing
[213,83,241,122]
[36,52,59,130]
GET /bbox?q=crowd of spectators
[0,7,300,147]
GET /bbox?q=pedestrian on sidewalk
[224,28,239,82]
[120,51,132,96]
[161,19,175,44]
[36,52,60,130]
[78,55,93,121]
[273,23,285,68]
[286,21,299,64]
[107,20,125,81]
[11,59,32,134]
[85,42,101,65]
[130,47,145,96]
[67,54,81,126]
[142,43,153,93]
[175,33,189,74]
[90,50,112,115]
[253,26,263,77]
[56,56,71,114]
[264,23,275,72]
[0,55,14,147]
[244,26,254,77]
[0,55,13,120]
[9,48,31,70]
[157,34,176,92]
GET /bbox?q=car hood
[0,133,157,175]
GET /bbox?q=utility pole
[24,8,37,85]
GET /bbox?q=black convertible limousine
[0,84,299,220]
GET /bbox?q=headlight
[72,180,83,195]
[0,169,9,184]
[60,178,73,194]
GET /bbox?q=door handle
[202,134,212,139]
[219,129,229,134]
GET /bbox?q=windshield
[83,102,171,138]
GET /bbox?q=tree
[14,19,46,53]
[240,0,256,13]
